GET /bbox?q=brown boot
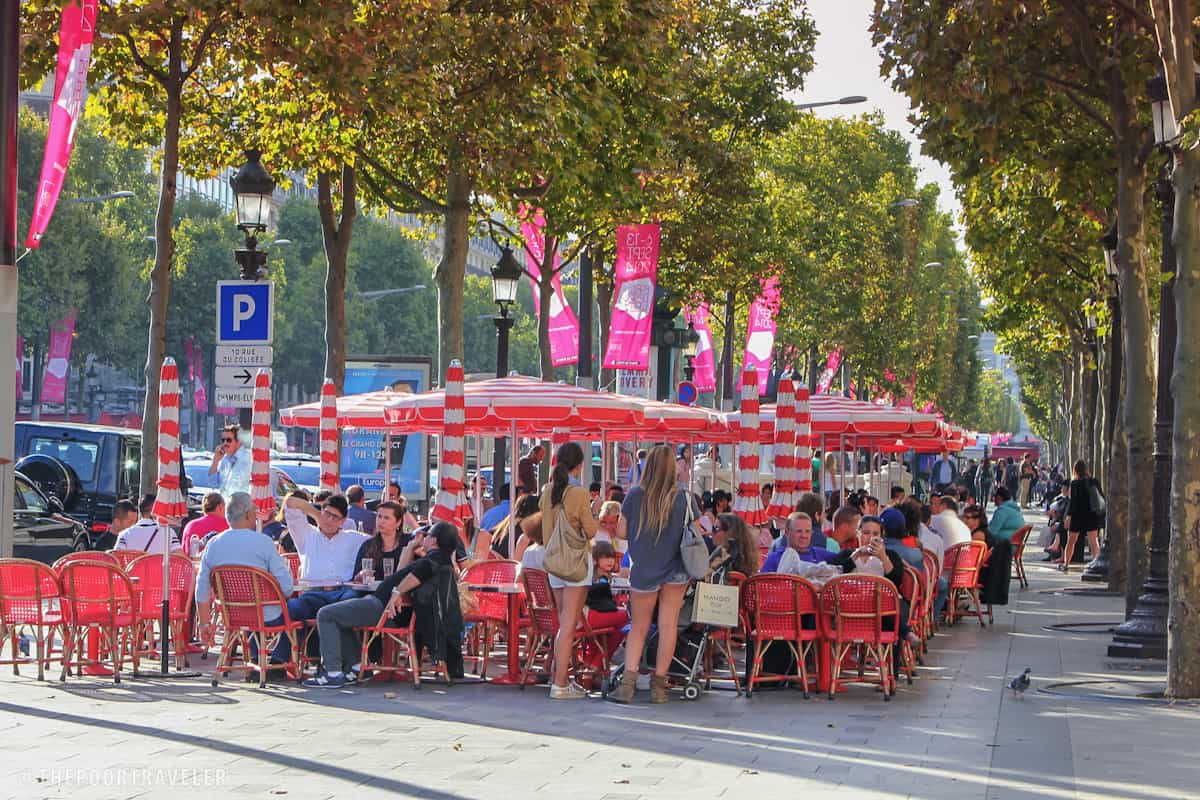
[650,674,669,704]
[608,669,638,704]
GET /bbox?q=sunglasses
[320,507,345,521]
[221,437,235,443]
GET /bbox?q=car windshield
[14,474,48,513]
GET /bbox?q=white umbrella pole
[688,436,696,495]
[601,430,608,491]
[508,420,518,558]
[381,432,392,503]
[473,435,483,522]
[160,521,169,674]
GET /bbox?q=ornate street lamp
[229,150,276,280]
[1147,74,1176,146]
[490,246,522,484]
[1086,222,1122,584]
[682,322,699,382]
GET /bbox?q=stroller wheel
[682,682,701,701]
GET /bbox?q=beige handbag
[543,506,590,582]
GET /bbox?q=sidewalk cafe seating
[0,558,65,681]
[820,574,901,701]
[209,565,303,688]
[743,573,821,699]
[127,554,196,670]
[58,561,140,683]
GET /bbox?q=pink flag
[16,336,24,403]
[521,208,579,368]
[25,0,99,248]
[41,310,76,405]
[603,223,660,371]
[192,343,209,414]
[184,337,195,381]
[742,276,780,395]
[816,347,843,395]
[684,301,716,393]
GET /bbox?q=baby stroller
[601,580,723,702]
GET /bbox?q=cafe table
[465,582,530,685]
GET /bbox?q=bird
[1008,667,1032,698]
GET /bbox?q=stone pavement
[1,513,1195,800]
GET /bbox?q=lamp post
[490,246,521,481]
[794,95,867,111]
[682,322,699,382]
[229,150,276,429]
[1108,76,1174,659]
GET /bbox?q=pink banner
[25,0,99,248]
[41,310,76,405]
[520,211,579,368]
[16,336,24,402]
[815,347,843,395]
[684,301,716,393]
[742,276,780,395]
[603,223,660,371]
[187,337,209,413]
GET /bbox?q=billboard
[341,357,432,507]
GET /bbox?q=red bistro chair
[54,551,120,570]
[57,561,140,683]
[517,567,617,688]
[921,549,939,636]
[282,552,302,584]
[109,550,145,570]
[898,564,925,683]
[356,597,453,688]
[1009,525,1033,589]
[703,570,747,695]
[820,574,901,701]
[208,565,303,687]
[944,541,989,628]
[461,559,521,681]
[127,555,196,669]
[743,574,821,699]
[0,558,65,681]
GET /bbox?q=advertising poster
[341,358,432,505]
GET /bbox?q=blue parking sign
[217,281,274,344]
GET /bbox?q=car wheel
[15,454,80,510]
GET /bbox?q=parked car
[13,469,91,562]
[14,421,144,548]
[269,457,322,495]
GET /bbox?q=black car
[14,469,91,563]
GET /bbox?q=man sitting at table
[761,512,838,574]
[304,521,465,687]
[272,492,368,662]
[114,493,185,555]
[194,492,294,655]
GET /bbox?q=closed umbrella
[150,358,188,676]
[731,367,767,526]
[430,360,472,527]
[249,369,276,521]
[767,376,797,518]
[795,384,813,492]
[319,379,339,492]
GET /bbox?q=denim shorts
[630,569,690,594]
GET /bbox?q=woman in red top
[181,492,229,553]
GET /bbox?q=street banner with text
[742,276,780,395]
[684,301,716,393]
[521,209,579,367]
[25,0,99,248]
[41,309,76,405]
[603,223,660,371]
[816,347,843,395]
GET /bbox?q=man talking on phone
[209,424,252,501]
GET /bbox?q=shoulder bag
[679,493,711,580]
[1087,480,1107,516]
[543,505,590,583]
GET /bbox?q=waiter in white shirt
[112,494,184,554]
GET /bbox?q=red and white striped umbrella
[794,384,813,492]
[319,379,340,492]
[549,428,572,468]
[430,360,472,527]
[151,357,188,523]
[731,367,767,525]
[767,377,797,517]
[279,389,401,429]
[249,369,275,516]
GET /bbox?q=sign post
[216,281,274,425]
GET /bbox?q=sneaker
[303,672,347,689]
[549,682,588,700]
[344,669,358,684]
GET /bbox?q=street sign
[215,344,273,368]
[215,366,269,388]
[214,387,254,408]
[676,380,698,406]
[216,280,274,345]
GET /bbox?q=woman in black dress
[1062,460,1103,573]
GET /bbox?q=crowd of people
[103,440,1109,703]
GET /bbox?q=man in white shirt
[930,495,972,550]
[272,492,368,662]
[209,424,252,501]
[194,492,294,657]
[113,494,183,555]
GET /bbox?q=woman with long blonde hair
[609,445,695,704]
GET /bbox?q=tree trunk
[1081,345,1099,469]
[537,233,556,380]
[317,165,357,393]
[1107,404,1129,594]
[596,260,613,390]
[436,168,470,378]
[139,29,183,495]
[1168,144,1200,697]
[1114,136,1155,620]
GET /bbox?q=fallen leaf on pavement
[453,743,463,751]
[740,769,759,776]
[614,779,630,784]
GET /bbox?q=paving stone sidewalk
[1,513,1194,800]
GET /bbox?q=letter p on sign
[217,280,274,344]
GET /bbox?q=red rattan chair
[57,561,139,683]
[54,551,119,570]
[461,559,520,681]
[743,574,821,698]
[945,541,989,627]
[920,549,939,638]
[127,555,196,669]
[355,598,449,688]
[109,550,144,570]
[820,574,901,700]
[517,567,617,688]
[0,558,65,680]
[282,552,302,584]
[1009,525,1033,589]
[208,565,302,687]
[898,564,925,683]
[703,570,746,695]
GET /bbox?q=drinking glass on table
[359,558,376,583]
[382,558,395,579]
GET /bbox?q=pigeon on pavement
[1008,667,1032,698]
